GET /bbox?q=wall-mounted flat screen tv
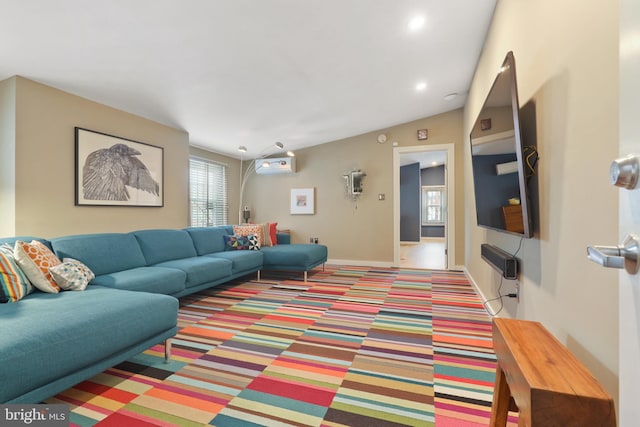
[470,51,535,238]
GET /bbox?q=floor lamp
[238,142,294,224]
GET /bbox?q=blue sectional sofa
[0,226,328,403]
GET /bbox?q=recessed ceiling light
[238,146,247,153]
[415,81,427,91]
[431,161,438,166]
[408,16,425,31]
[443,93,458,101]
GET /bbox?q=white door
[619,0,640,422]
[393,144,455,269]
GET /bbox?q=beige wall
[243,109,465,265]
[464,0,619,405]
[3,76,191,237]
[0,78,17,237]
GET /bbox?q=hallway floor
[400,238,446,269]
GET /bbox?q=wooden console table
[489,318,616,427]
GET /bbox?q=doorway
[393,144,455,269]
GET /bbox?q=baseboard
[327,259,466,271]
[462,266,505,318]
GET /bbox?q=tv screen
[470,51,534,237]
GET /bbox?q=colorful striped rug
[46,266,517,426]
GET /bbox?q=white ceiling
[0,1,496,159]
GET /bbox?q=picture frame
[417,128,428,140]
[290,188,315,215]
[75,127,164,207]
[481,118,492,131]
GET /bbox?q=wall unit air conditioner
[255,157,296,175]
[496,161,518,175]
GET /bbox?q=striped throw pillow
[0,244,31,302]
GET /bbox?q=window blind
[189,157,228,226]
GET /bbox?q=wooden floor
[400,238,446,270]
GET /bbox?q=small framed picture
[290,188,315,215]
[481,118,492,131]
[417,129,428,140]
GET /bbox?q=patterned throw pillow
[224,235,250,251]
[246,234,261,251]
[224,234,261,251]
[0,244,31,303]
[14,240,61,293]
[49,258,95,291]
[233,224,264,247]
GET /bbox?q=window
[422,185,445,225]
[189,157,228,226]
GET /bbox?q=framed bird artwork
[75,127,163,206]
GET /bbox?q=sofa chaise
[0,226,328,403]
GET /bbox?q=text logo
[1,405,69,426]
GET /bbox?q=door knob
[587,234,640,274]
[610,154,640,189]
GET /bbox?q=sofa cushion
[51,233,147,276]
[276,232,291,245]
[184,227,228,255]
[207,250,264,275]
[0,287,178,403]
[261,244,328,271]
[91,266,186,294]
[133,229,197,265]
[153,257,232,288]
[0,236,51,249]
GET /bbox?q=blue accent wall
[471,153,519,230]
[400,163,420,242]
[421,165,445,238]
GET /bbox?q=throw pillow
[224,234,261,251]
[260,223,272,247]
[224,234,250,251]
[49,258,95,291]
[246,234,261,251]
[233,224,264,246]
[14,240,61,293]
[2,244,34,296]
[268,222,278,246]
[0,244,31,303]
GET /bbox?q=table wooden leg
[490,366,511,427]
